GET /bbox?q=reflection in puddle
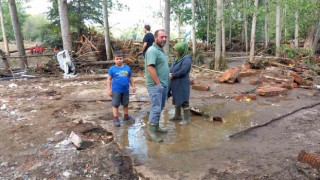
[119,103,254,157]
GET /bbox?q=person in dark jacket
[140,25,154,58]
[169,42,192,125]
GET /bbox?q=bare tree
[206,0,210,51]
[0,0,9,55]
[221,6,225,60]
[294,10,299,47]
[192,0,196,56]
[275,0,281,57]
[312,20,320,52]
[249,0,259,63]
[244,0,248,55]
[164,0,170,56]
[58,0,72,52]
[8,0,27,70]
[214,0,223,70]
[264,0,269,48]
[103,0,112,60]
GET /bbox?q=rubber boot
[179,108,190,125]
[169,106,182,121]
[156,123,168,133]
[148,123,163,142]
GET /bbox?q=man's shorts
[112,92,129,107]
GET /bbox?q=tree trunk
[304,25,315,49]
[164,0,170,56]
[214,0,223,70]
[0,0,9,56]
[304,6,319,50]
[312,20,320,52]
[275,0,281,57]
[229,0,233,46]
[294,11,299,47]
[8,0,27,70]
[58,0,72,52]
[206,0,210,50]
[178,16,181,40]
[192,0,196,56]
[249,0,259,63]
[244,0,248,55]
[283,6,287,41]
[221,10,225,60]
[264,0,269,48]
[103,0,112,60]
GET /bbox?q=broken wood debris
[219,68,241,84]
[298,150,320,171]
[190,107,225,123]
[217,54,320,99]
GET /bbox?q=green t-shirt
[145,44,169,87]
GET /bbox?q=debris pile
[216,55,320,101]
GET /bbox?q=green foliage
[171,0,192,24]
[277,44,313,58]
[0,1,27,40]
[194,52,205,65]
[44,0,127,47]
[23,15,49,42]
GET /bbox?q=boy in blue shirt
[107,52,136,126]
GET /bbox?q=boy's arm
[129,77,136,93]
[106,75,112,96]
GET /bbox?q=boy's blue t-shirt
[108,65,132,93]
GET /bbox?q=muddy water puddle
[116,103,254,157]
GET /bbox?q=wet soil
[1,57,320,179]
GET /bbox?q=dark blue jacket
[169,54,192,106]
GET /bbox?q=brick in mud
[192,84,210,91]
[256,87,288,97]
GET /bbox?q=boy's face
[114,56,124,66]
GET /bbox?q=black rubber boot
[148,123,163,142]
[169,106,182,121]
[179,107,190,125]
[156,123,168,133]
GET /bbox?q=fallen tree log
[76,60,115,66]
[192,65,224,73]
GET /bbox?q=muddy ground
[0,55,320,179]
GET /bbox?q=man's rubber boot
[179,107,190,125]
[148,123,163,142]
[156,123,168,133]
[169,106,182,121]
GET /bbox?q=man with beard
[144,29,169,142]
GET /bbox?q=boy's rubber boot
[179,108,190,125]
[169,106,182,121]
[156,123,168,133]
[148,123,163,142]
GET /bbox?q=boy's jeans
[147,85,167,124]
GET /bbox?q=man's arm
[147,65,161,85]
[140,42,147,54]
